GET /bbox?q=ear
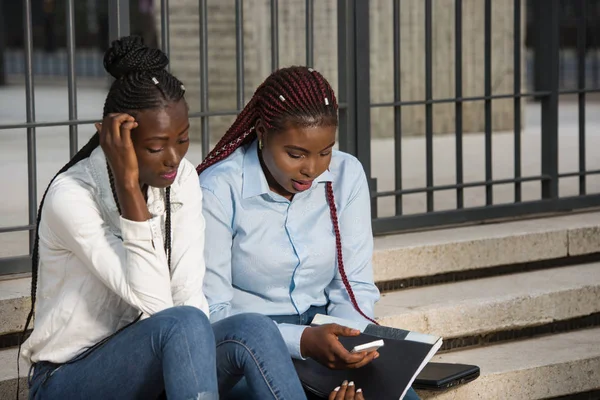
[255,119,267,143]
[94,123,102,133]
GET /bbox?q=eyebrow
[145,124,190,141]
[284,141,335,153]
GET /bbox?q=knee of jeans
[162,306,212,335]
[230,313,280,337]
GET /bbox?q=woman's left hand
[329,381,365,400]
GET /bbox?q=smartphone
[350,339,384,354]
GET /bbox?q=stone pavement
[1,85,600,257]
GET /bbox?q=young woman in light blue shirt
[198,66,420,400]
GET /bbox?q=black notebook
[293,314,443,399]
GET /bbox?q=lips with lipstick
[292,179,313,192]
[161,170,178,181]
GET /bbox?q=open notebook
[292,314,443,400]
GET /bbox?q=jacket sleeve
[42,179,173,315]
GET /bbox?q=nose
[164,147,181,168]
[300,157,317,179]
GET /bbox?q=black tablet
[413,362,480,391]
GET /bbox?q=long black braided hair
[17,35,186,387]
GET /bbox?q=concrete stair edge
[373,211,600,282]
[417,327,600,399]
[374,263,600,338]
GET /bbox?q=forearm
[115,180,151,222]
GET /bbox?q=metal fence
[367,0,600,234]
[1,0,600,276]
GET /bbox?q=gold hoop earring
[259,140,263,150]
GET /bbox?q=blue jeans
[29,307,305,400]
[213,313,306,399]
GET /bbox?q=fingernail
[374,352,380,359]
[349,381,355,387]
[357,388,363,393]
[334,386,340,392]
[342,380,348,386]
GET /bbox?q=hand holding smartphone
[350,339,384,354]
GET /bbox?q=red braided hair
[197,66,377,325]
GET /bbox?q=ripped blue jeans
[29,306,305,400]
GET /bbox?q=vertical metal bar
[355,0,371,173]
[354,0,375,218]
[337,0,356,155]
[0,0,5,86]
[577,0,587,195]
[425,0,434,212]
[271,0,279,71]
[24,0,37,253]
[393,0,402,216]
[540,0,560,200]
[513,0,522,202]
[306,0,314,67]
[484,0,493,205]
[559,49,565,89]
[594,50,599,89]
[455,0,464,209]
[199,0,210,158]
[66,0,78,157]
[161,0,170,68]
[108,0,130,42]
[235,0,245,109]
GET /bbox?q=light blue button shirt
[200,140,380,359]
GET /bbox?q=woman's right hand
[300,324,378,370]
[96,113,139,188]
[329,381,365,400]
[96,113,150,222]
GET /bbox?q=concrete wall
[157,0,525,147]
[370,0,526,137]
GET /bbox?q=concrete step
[375,263,600,338]
[417,327,600,399]
[0,278,30,337]
[2,328,599,400]
[0,347,27,400]
[2,212,600,337]
[373,211,600,282]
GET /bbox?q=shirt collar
[316,168,335,183]
[242,140,271,199]
[242,140,336,199]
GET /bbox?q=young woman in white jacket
[22,36,306,400]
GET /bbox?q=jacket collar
[88,146,183,216]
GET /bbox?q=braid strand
[326,183,378,325]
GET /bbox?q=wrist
[300,327,314,359]
[114,176,140,193]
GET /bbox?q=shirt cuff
[120,216,162,241]
[276,323,310,360]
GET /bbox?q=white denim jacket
[22,146,208,364]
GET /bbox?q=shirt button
[155,204,164,214]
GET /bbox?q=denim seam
[216,339,280,400]
[182,327,202,390]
